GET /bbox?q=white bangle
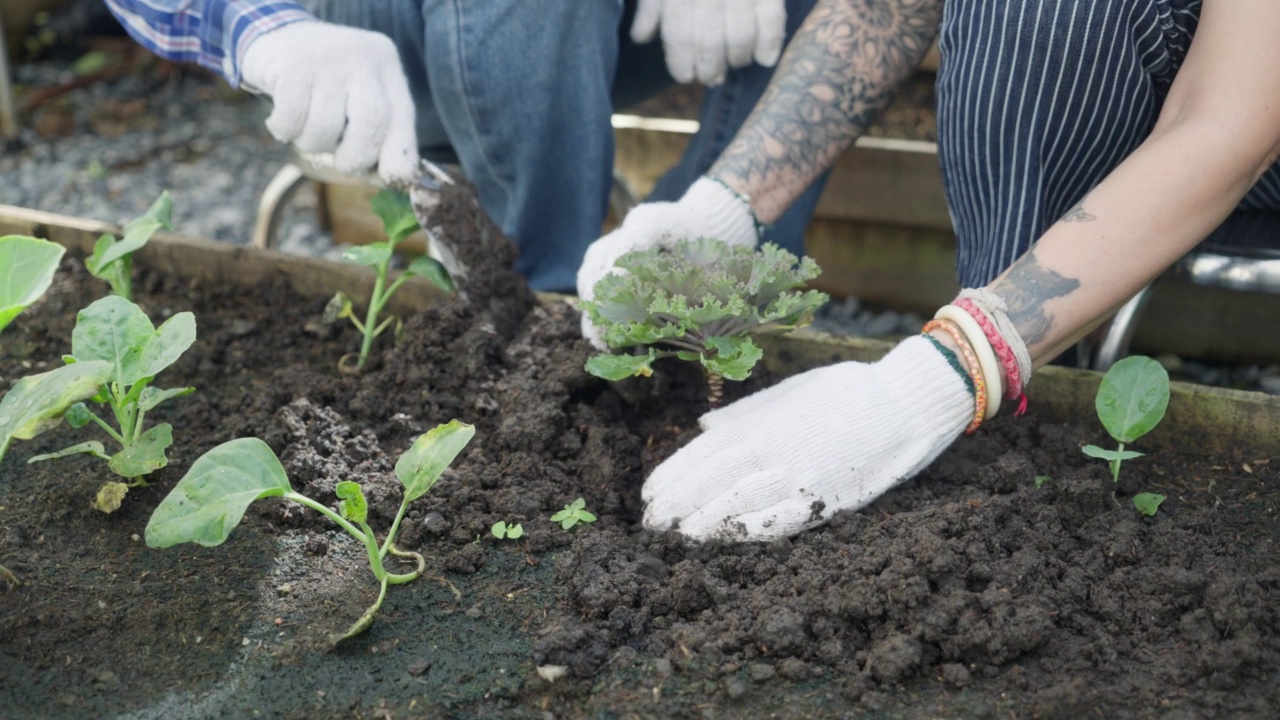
[934,304,1003,419]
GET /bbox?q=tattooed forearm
[988,249,1080,347]
[1061,198,1096,222]
[710,0,943,222]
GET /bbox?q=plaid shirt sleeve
[103,1,314,88]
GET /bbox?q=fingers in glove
[376,60,421,184]
[661,2,698,83]
[753,0,787,67]
[690,496,823,541]
[630,0,663,43]
[693,0,728,86]
[333,78,391,175]
[263,80,312,143]
[293,86,348,154]
[641,423,769,525]
[723,2,757,69]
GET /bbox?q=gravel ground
[2,56,1276,395]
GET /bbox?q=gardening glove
[630,0,787,86]
[643,335,975,541]
[240,21,419,184]
[577,177,759,349]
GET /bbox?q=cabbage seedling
[26,295,196,512]
[491,521,524,540]
[0,235,65,332]
[326,189,454,373]
[146,420,475,642]
[1081,356,1169,515]
[85,191,172,300]
[550,497,597,530]
[581,238,828,405]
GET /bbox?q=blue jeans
[302,0,824,293]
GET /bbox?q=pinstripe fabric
[936,0,1280,287]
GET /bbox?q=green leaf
[145,437,292,548]
[0,361,113,462]
[90,191,173,271]
[370,189,419,244]
[65,402,93,429]
[322,291,355,324]
[1081,445,1145,462]
[701,336,763,381]
[491,521,508,539]
[343,244,392,268]
[584,351,657,381]
[0,236,65,333]
[71,296,196,387]
[394,420,476,503]
[1132,492,1166,517]
[138,386,196,413]
[108,423,173,478]
[1095,356,1170,444]
[491,521,525,540]
[27,440,112,464]
[1033,474,1050,489]
[505,523,524,539]
[576,510,597,524]
[335,481,368,524]
[405,255,455,292]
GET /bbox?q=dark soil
[2,197,1279,719]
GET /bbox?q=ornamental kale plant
[146,420,475,643]
[581,237,828,405]
[26,295,196,513]
[325,189,454,373]
[85,191,172,300]
[0,235,65,332]
[1081,355,1170,516]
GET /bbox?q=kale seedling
[1081,355,1170,516]
[491,521,524,540]
[325,189,454,373]
[581,237,828,405]
[550,497,597,530]
[25,295,196,512]
[85,191,172,300]
[146,420,474,642]
[0,235,65,332]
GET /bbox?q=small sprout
[0,235,65,333]
[1132,492,1166,517]
[1034,474,1050,489]
[581,238,828,406]
[146,419,475,643]
[491,521,524,540]
[85,191,172,300]
[1081,356,1170,510]
[330,190,454,373]
[550,498,597,531]
[21,296,196,510]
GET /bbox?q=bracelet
[922,319,987,434]
[954,297,1028,416]
[933,305,1004,419]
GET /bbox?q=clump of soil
[1,213,1278,717]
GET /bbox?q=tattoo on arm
[1061,197,1096,222]
[710,0,943,220]
[988,249,1080,346]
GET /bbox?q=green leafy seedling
[85,191,172,300]
[491,521,524,540]
[24,295,196,511]
[581,238,827,405]
[146,419,475,643]
[327,189,454,373]
[1132,492,1166,517]
[1034,474,1050,489]
[0,235,65,332]
[1081,356,1170,512]
[550,497,597,531]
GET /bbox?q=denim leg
[307,0,624,293]
[621,0,824,257]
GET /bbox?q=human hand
[576,177,759,348]
[240,21,419,184]
[630,0,787,86]
[642,335,976,541]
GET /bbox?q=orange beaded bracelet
[922,318,987,434]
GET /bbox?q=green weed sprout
[326,189,454,373]
[550,497,597,530]
[581,237,827,406]
[146,420,475,643]
[0,235,65,332]
[491,521,524,540]
[1081,356,1170,516]
[85,191,172,300]
[25,295,195,512]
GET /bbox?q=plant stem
[355,264,390,371]
[379,498,411,559]
[1112,443,1125,484]
[87,409,127,447]
[706,371,724,408]
[334,576,389,643]
[285,492,368,548]
[119,257,133,301]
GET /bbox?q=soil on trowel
[2,195,1278,719]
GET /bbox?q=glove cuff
[681,177,761,248]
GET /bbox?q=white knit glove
[631,0,787,86]
[577,177,759,348]
[240,21,419,183]
[643,335,976,541]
